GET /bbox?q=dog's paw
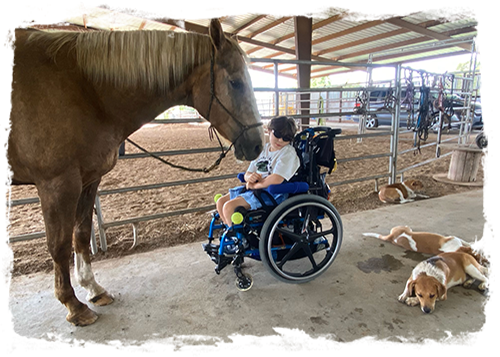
[463,279,475,289]
[478,282,488,291]
[406,297,420,306]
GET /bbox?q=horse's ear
[209,19,226,51]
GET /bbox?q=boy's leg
[216,194,231,224]
[223,197,251,225]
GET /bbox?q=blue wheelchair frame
[203,127,343,290]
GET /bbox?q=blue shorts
[229,186,288,211]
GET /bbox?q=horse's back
[10,29,116,184]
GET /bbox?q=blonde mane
[30,30,215,93]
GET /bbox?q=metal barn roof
[38,6,477,79]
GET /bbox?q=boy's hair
[267,116,297,139]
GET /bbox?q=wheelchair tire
[259,195,343,284]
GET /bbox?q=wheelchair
[203,126,343,291]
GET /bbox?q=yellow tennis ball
[214,193,223,203]
[231,212,244,225]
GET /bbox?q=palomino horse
[8,19,264,326]
[484,89,495,133]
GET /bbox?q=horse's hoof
[66,306,98,326]
[89,291,114,306]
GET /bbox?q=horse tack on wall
[8,19,264,326]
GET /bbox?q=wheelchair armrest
[237,172,246,183]
[267,182,309,195]
[236,172,309,194]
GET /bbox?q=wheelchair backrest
[291,126,341,198]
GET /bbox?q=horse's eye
[229,79,244,91]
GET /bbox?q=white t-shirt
[247,143,300,181]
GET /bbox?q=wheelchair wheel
[259,195,343,284]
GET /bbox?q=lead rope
[126,45,262,173]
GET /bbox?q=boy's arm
[246,173,284,190]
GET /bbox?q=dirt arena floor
[6,122,484,276]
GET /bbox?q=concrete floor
[7,189,492,352]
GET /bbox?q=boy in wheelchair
[204,117,343,291]
[215,116,300,226]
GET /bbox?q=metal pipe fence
[7,57,480,252]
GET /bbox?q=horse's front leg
[37,175,98,326]
[73,180,114,306]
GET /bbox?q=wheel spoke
[303,244,317,270]
[275,226,302,244]
[276,243,302,269]
[307,228,335,242]
[300,207,311,234]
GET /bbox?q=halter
[127,44,263,173]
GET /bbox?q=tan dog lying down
[398,252,488,313]
[363,225,487,265]
[378,179,428,204]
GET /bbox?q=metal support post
[274,62,279,116]
[94,194,108,252]
[389,64,402,184]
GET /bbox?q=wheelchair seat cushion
[229,185,288,211]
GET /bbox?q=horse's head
[192,19,264,161]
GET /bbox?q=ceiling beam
[231,15,267,35]
[310,49,471,78]
[247,16,292,38]
[237,36,328,62]
[248,64,295,79]
[219,2,246,22]
[310,45,471,77]
[49,2,59,22]
[81,4,87,28]
[385,17,472,51]
[170,2,199,30]
[314,20,442,56]
[140,2,158,30]
[270,13,345,45]
[2,2,19,25]
[35,2,47,21]
[243,14,345,58]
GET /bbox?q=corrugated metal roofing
[1,2,495,78]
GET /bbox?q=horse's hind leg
[37,175,98,326]
[73,180,114,306]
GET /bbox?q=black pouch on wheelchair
[312,130,337,174]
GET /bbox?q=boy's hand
[246,181,255,190]
[246,172,262,183]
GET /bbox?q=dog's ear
[409,280,416,297]
[436,282,447,301]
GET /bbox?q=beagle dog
[398,252,488,313]
[362,226,488,265]
[378,179,428,204]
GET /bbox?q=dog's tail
[362,232,383,240]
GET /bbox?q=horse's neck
[74,30,212,138]
[94,78,197,140]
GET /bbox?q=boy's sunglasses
[272,130,293,142]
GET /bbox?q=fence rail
[7,58,480,252]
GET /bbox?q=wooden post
[432,143,495,186]
[447,147,482,182]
